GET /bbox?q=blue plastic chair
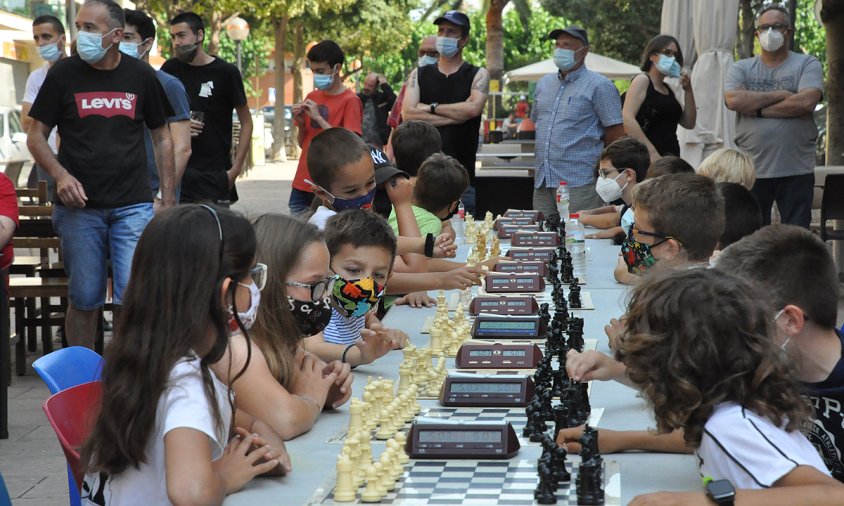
[33,347,103,506]
[0,471,11,506]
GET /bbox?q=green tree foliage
[794,0,827,70]
[540,0,661,64]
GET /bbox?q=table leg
[1,269,10,438]
[15,299,26,376]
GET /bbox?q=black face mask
[440,203,459,222]
[175,43,198,63]
[288,296,333,336]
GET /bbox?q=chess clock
[497,223,541,239]
[484,273,545,293]
[511,232,561,247]
[406,420,521,459]
[439,374,536,407]
[506,248,556,262]
[469,295,539,316]
[495,217,539,230]
[456,342,543,369]
[493,261,549,277]
[471,316,546,339]
[503,209,543,221]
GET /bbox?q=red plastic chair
[42,381,102,490]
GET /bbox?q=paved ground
[0,160,297,504]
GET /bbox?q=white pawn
[380,452,396,492]
[333,454,356,502]
[394,432,410,464]
[359,464,383,503]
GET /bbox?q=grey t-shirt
[725,52,823,179]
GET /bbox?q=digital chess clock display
[406,421,521,459]
[477,320,536,330]
[471,316,545,339]
[440,375,535,407]
[457,343,542,369]
[506,248,555,262]
[418,430,503,444]
[493,261,548,276]
[496,217,538,229]
[469,296,538,315]
[497,224,541,239]
[503,209,542,220]
[484,274,544,293]
[512,232,560,247]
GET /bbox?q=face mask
[37,42,62,62]
[77,29,116,64]
[328,188,377,211]
[288,296,333,336]
[175,43,198,63]
[773,309,791,353]
[235,282,261,330]
[553,47,583,72]
[436,36,460,58]
[119,40,149,60]
[620,230,659,274]
[620,209,634,235]
[313,71,336,91]
[418,55,439,67]
[655,54,680,78]
[595,173,627,203]
[759,28,785,52]
[441,203,459,222]
[330,276,385,318]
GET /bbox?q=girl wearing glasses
[622,34,696,162]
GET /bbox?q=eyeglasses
[654,48,678,57]
[418,50,439,58]
[250,263,268,291]
[286,275,338,301]
[757,24,789,32]
[631,227,684,247]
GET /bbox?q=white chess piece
[333,454,356,502]
[359,464,383,503]
[394,432,410,464]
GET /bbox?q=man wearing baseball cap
[532,26,625,216]
[401,10,489,218]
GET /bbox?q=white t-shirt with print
[697,402,830,489]
[80,356,232,506]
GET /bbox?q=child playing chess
[305,209,410,362]
[616,268,843,504]
[80,206,289,504]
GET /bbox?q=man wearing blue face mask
[532,26,625,217]
[22,15,67,201]
[401,10,489,218]
[121,9,191,207]
[724,4,823,229]
[26,0,175,349]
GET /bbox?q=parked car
[262,105,292,136]
[0,106,32,165]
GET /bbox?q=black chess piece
[523,400,538,437]
[580,425,600,464]
[551,368,565,397]
[553,445,572,483]
[553,403,570,437]
[576,460,604,505]
[540,388,555,422]
[568,279,582,309]
[581,382,591,417]
[529,409,548,442]
[535,462,558,504]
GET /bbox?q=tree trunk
[822,0,844,165]
[207,10,223,56]
[271,16,288,161]
[739,0,756,59]
[486,0,508,126]
[289,19,305,159]
[787,0,798,49]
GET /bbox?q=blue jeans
[751,173,814,228]
[52,203,153,309]
[288,188,316,215]
[462,185,477,218]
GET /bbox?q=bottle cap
[558,181,568,186]
[569,213,579,219]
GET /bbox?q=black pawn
[554,445,571,483]
[535,462,558,504]
[529,409,548,442]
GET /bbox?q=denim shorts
[52,202,153,309]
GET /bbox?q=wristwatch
[705,479,736,505]
[430,102,439,114]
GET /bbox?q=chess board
[327,406,604,445]
[311,458,621,505]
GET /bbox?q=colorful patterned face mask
[620,226,658,274]
[329,275,385,318]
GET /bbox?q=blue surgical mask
[306,178,376,211]
[655,54,680,78]
[119,39,149,60]
[436,36,460,58]
[77,29,115,64]
[553,47,582,72]
[37,42,62,62]
[418,55,439,67]
[314,71,336,91]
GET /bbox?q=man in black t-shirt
[26,0,175,349]
[402,10,489,217]
[161,11,252,206]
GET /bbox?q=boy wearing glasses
[724,4,823,229]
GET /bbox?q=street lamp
[226,17,250,75]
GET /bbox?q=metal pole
[67,0,78,39]
[236,40,243,75]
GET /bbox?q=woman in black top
[623,35,696,161]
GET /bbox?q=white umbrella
[660,0,696,68]
[504,53,641,82]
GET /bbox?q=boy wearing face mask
[724,4,823,229]
[161,11,252,207]
[307,209,409,364]
[288,40,364,215]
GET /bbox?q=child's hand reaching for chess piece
[605,316,626,351]
[556,425,691,455]
[396,291,436,308]
[356,322,404,364]
[436,265,482,290]
[566,349,629,384]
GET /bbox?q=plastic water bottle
[451,201,465,243]
[566,213,587,279]
[555,182,570,220]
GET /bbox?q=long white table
[225,236,701,505]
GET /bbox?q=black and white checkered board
[315,458,620,505]
[327,407,604,445]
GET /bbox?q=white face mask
[595,172,627,203]
[759,28,785,52]
[621,208,635,235]
[236,282,261,329]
